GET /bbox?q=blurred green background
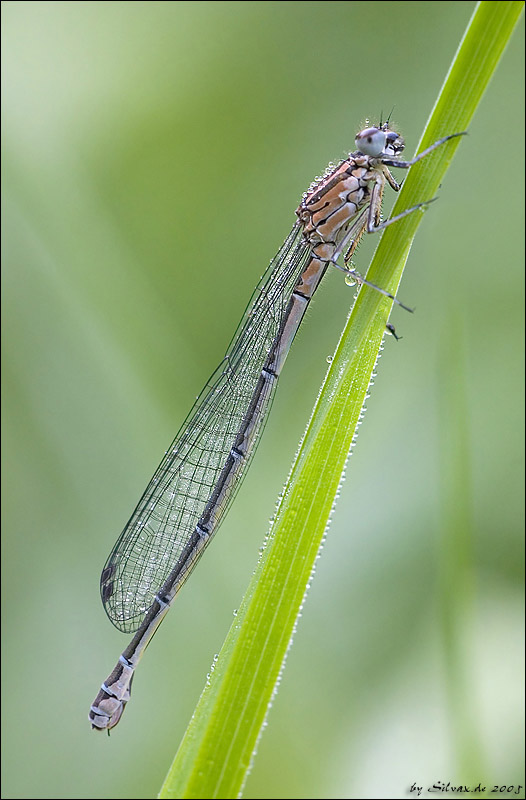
[2,2,524,798]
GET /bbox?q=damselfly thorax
[298,155,373,261]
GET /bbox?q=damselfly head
[355,124,405,159]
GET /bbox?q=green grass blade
[159,3,524,797]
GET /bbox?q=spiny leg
[330,206,369,264]
[382,131,467,170]
[337,265,415,314]
[367,193,437,234]
[330,222,414,314]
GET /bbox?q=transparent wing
[100,221,312,632]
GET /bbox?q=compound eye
[355,127,387,157]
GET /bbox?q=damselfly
[89,121,464,730]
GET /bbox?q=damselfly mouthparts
[89,121,464,731]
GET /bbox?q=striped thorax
[296,123,406,268]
